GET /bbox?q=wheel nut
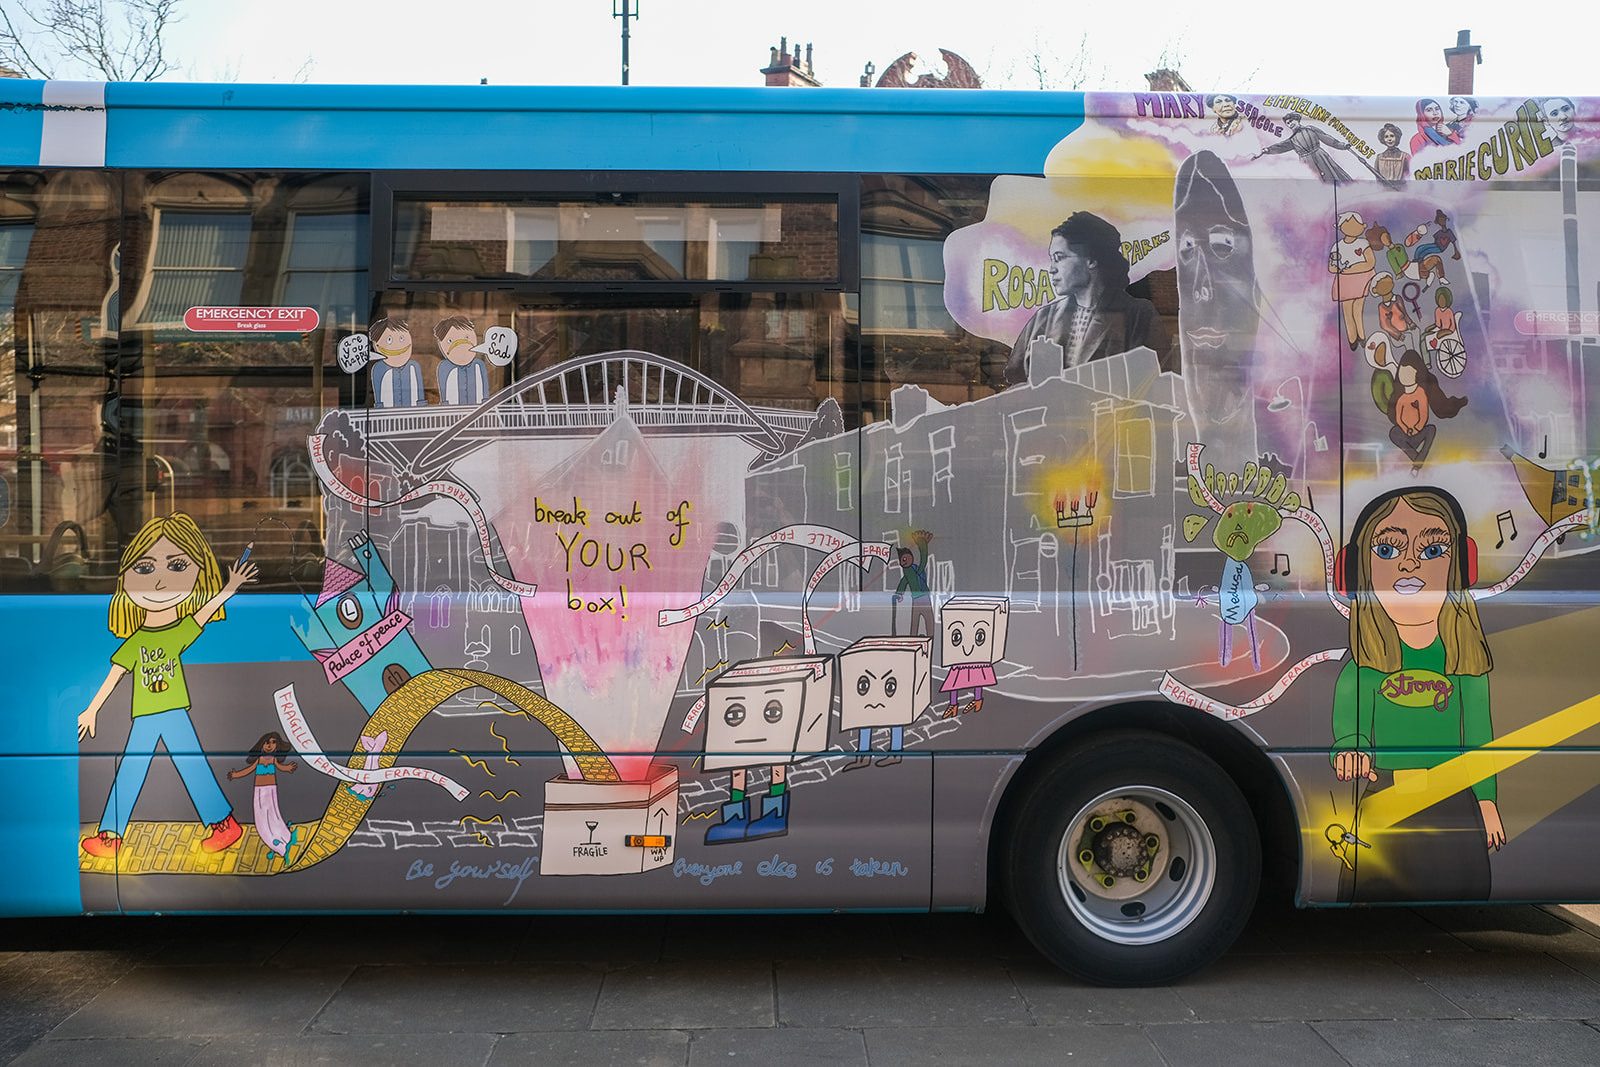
[1090,817,1105,832]
[1078,848,1095,866]
[1121,811,1137,824]
[1099,874,1116,888]
[1144,834,1161,851]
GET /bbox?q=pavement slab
[863,1022,1166,1066]
[1144,1021,1349,1067]
[194,1033,499,1067]
[489,1030,689,1065]
[47,965,351,1040]
[686,1027,868,1065]
[1389,950,1600,1020]
[1172,952,1470,1022]
[1006,958,1196,1025]
[309,963,600,1035]
[1312,1019,1600,1067]
[776,957,1030,1028]
[8,1037,207,1066]
[591,961,775,1030]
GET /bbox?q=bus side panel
[932,754,1023,911]
[6,597,99,916]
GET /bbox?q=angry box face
[939,597,1010,667]
[839,636,931,730]
[702,655,832,770]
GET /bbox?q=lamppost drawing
[1054,488,1098,671]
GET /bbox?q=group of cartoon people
[76,514,302,865]
[1326,208,1469,472]
[368,315,490,409]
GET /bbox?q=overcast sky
[153,0,1589,98]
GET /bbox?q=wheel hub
[1092,822,1151,879]
[1072,800,1169,899]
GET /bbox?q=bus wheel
[1004,730,1259,986]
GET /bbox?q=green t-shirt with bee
[111,617,202,717]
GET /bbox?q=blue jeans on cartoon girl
[97,707,231,836]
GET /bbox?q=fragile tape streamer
[801,541,891,654]
[308,434,537,598]
[277,667,618,873]
[1159,647,1347,720]
[1185,443,1225,513]
[276,683,469,798]
[658,524,862,627]
[1473,511,1591,600]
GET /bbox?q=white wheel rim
[1055,785,1217,946]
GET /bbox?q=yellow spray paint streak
[488,721,521,767]
[479,789,522,802]
[282,668,617,874]
[1327,690,1600,866]
[460,813,505,845]
[452,750,495,775]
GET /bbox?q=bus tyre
[1005,731,1260,986]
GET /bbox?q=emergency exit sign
[183,306,320,333]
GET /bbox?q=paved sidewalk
[4,903,1600,1065]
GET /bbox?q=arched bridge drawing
[354,351,820,476]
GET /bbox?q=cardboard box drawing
[703,655,834,771]
[939,596,1010,666]
[541,764,678,876]
[839,636,932,730]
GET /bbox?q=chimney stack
[760,37,820,87]
[1444,29,1482,94]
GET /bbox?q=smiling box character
[938,596,1010,717]
[701,654,833,845]
[839,636,931,771]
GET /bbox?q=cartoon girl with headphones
[1330,485,1503,901]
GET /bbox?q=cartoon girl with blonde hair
[77,513,257,858]
[1331,486,1502,902]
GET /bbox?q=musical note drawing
[1539,435,1549,460]
[1270,552,1291,576]
[1494,510,1518,549]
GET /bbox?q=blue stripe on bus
[0,80,46,168]
[40,83,1087,173]
[2,595,311,915]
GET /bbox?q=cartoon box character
[839,635,931,771]
[701,654,833,845]
[540,763,678,877]
[939,596,1009,717]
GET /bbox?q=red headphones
[1333,486,1477,596]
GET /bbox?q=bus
[2,80,1596,985]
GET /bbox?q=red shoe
[201,815,242,852]
[81,831,121,858]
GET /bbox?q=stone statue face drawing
[1175,150,1259,431]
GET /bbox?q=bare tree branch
[0,0,182,81]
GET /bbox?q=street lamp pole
[613,0,639,86]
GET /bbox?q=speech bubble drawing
[473,326,518,367]
[337,333,373,374]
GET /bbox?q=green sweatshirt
[1329,636,1496,802]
